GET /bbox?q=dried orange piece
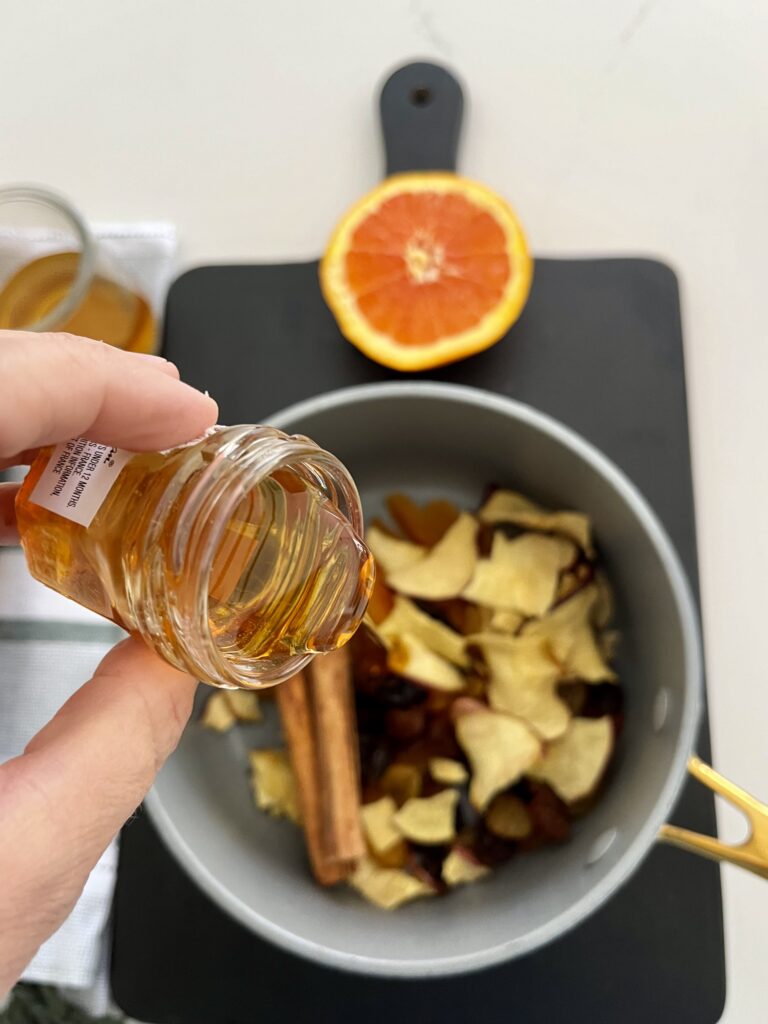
[320,172,532,371]
[387,493,460,547]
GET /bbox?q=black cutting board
[112,62,725,1023]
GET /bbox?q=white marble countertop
[3,1,767,1019]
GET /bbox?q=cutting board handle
[380,61,464,176]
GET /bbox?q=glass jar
[0,183,156,352]
[15,425,374,688]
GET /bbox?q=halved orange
[320,172,532,372]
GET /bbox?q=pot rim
[145,380,703,977]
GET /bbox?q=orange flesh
[344,192,512,347]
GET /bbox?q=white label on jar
[28,438,133,528]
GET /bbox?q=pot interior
[148,384,700,974]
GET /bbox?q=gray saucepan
[145,381,765,977]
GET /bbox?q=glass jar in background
[0,184,156,353]
[15,424,374,688]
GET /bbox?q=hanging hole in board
[410,86,432,107]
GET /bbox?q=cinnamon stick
[309,647,366,864]
[277,671,348,886]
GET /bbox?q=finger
[127,352,181,379]
[0,637,198,992]
[0,483,20,544]
[0,331,217,458]
[0,449,38,471]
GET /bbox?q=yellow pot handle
[659,756,768,879]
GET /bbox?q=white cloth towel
[0,221,177,1015]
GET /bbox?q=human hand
[0,331,218,994]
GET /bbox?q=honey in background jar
[0,251,155,353]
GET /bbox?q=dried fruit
[527,782,571,842]
[528,717,613,803]
[387,494,460,547]
[479,489,593,555]
[455,709,541,810]
[485,793,533,839]
[248,749,301,824]
[350,855,435,910]
[524,585,615,682]
[482,634,571,740]
[371,840,409,869]
[368,573,395,625]
[224,690,262,722]
[387,513,478,599]
[490,608,524,634]
[592,572,614,628]
[366,525,426,577]
[463,532,576,616]
[393,789,459,844]
[388,633,465,692]
[442,847,490,886]
[379,595,469,667]
[361,796,401,854]
[385,705,427,741]
[379,762,423,806]
[201,692,236,732]
[428,757,469,785]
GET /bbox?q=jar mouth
[148,425,369,689]
[0,184,96,330]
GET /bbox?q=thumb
[0,637,197,994]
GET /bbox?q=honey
[0,251,156,353]
[15,425,374,687]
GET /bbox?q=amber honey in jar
[15,425,374,687]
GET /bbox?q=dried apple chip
[350,855,435,910]
[249,749,301,824]
[527,717,613,803]
[592,572,614,629]
[379,595,469,667]
[224,690,262,722]
[524,585,616,682]
[388,633,466,692]
[479,489,594,555]
[490,608,524,634]
[455,709,541,810]
[485,793,533,839]
[201,692,236,733]
[361,796,401,854]
[428,757,469,785]
[462,532,577,616]
[442,847,490,887]
[482,635,571,740]
[366,525,426,577]
[393,789,459,844]
[386,513,478,599]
